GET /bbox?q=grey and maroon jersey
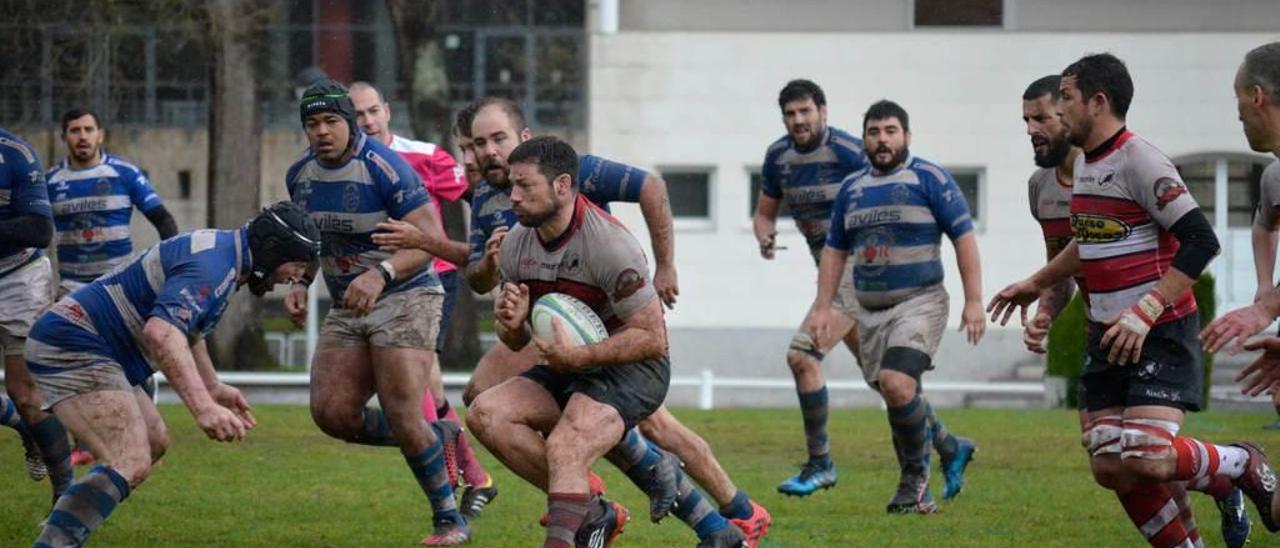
[1027,167,1073,259]
[1070,130,1199,325]
[498,194,657,335]
[1253,160,1280,230]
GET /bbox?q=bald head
[1235,42,1280,154]
[349,81,392,144]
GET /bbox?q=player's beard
[515,198,559,228]
[482,157,510,189]
[72,143,97,163]
[869,144,909,172]
[1033,133,1071,168]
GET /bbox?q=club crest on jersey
[342,183,361,213]
[1070,213,1131,243]
[613,268,645,300]
[95,178,112,196]
[891,184,912,205]
[856,226,895,276]
[1153,178,1187,211]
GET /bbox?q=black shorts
[1081,314,1204,412]
[521,356,671,433]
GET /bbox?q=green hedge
[1045,273,1215,408]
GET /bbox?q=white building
[586,0,1279,403]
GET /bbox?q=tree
[204,0,278,370]
[386,0,482,369]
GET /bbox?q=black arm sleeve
[1169,208,1220,277]
[144,205,179,240]
[0,214,53,249]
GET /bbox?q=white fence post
[305,281,318,370]
[699,369,714,410]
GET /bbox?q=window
[177,170,192,200]
[948,167,984,226]
[1176,157,1267,228]
[747,168,791,218]
[660,168,713,221]
[914,0,1003,27]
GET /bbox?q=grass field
[2,406,1279,547]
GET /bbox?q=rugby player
[26,201,318,547]
[1018,74,1249,547]
[466,136,746,548]
[757,79,974,499]
[48,107,178,466]
[379,99,772,544]
[810,99,985,514]
[1215,40,1280,530]
[349,82,497,517]
[283,80,468,545]
[0,127,62,498]
[990,53,1278,545]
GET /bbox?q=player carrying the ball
[466,136,746,548]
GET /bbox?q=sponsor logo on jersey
[314,214,355,233]
[845,209,902,228]
[1070,213,1131,243]
[60,198,109,214]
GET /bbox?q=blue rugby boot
[777,459,837,497]
[940,437,976,501]
[1215,487,1252,548]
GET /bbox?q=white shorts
[0,257,52,356]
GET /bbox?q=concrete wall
[616,0,1280,32]
[589,30,1276,381]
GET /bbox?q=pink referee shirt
[387,134,467,274]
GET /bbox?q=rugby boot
[421,516,471,546]
[637,450,681,522]
[1215,487,1251,548]
[20,430,46,481]
[696,523,747,548]
[541,472,607,526]
[575,497,628,548]
[776,459,837,496]
[886,473,938,515]
[726,501,771,548]
[940,437,976,500]
[459,479,499,520]
[1232,441,1279,532]
[431,420,462,487]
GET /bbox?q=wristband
[1130,290,1169,327]
[376,260,396,284]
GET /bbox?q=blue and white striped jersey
[27,229,249,386]
[47,153,165,282]
[761,127,867,262]
[286,133,439,305]
[466,154,648,263]
[0,128,53,277]
[826,156,974,310]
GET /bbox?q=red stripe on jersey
[1039,218,1072,240]
[1070,194,1151,225]
[524,277,627,334]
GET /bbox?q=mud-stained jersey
[286,133,440,305]
[498,194,656,336]
[826,156,974,310]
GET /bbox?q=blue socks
[34,465,130,548]
[405,432,463,526]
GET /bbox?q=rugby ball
[531,293,608,347]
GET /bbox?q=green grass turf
[2,406,1279,547]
